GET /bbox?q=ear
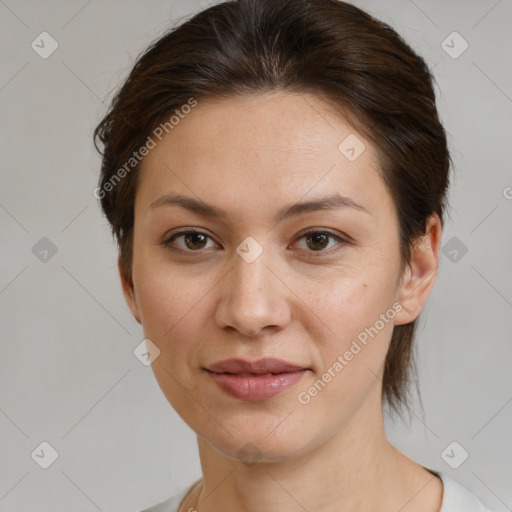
[394,213,442,326]
[118,254,142,325]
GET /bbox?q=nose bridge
[233,243,273,297]
[216,239,288,336]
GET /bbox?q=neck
[184,392,442,512]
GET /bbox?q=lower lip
[206,370,308,401]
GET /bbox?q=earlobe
[394,213,442,326]
[118,254,142,325]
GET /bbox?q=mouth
[204,358,310,401]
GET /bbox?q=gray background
[1,0,511,510]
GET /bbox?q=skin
[119,91,443,512]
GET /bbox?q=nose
[214,244,291,338]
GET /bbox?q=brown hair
[94,0,451,418]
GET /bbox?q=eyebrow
[150,192,370,223]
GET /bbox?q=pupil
[308,233,328,251]
[186,232,206,250]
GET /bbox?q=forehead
[135,91,390,220]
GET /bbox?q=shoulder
[436,471,495,512]
[137,472,498,512]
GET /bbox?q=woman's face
[122,91,436,462]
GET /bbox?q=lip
[205,358,309,401]
[206,357,307,374]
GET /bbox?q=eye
[161,229,347,255]
[293,230,346,254]
[161,230,217,252]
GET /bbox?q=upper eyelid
[164,228,218,245]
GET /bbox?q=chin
[211,436,310,465]
[198,414,317,463]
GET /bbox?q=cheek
[293,278,396,424]
[132,239,211,332]
[133,260,210,414]
[292,261,399,404]
[298,261,398,340]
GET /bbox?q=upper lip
[206,358,307,375]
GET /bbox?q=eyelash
[160,229,347,256]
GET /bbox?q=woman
[94,1,493,511]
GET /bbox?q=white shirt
[139,470,494,512]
